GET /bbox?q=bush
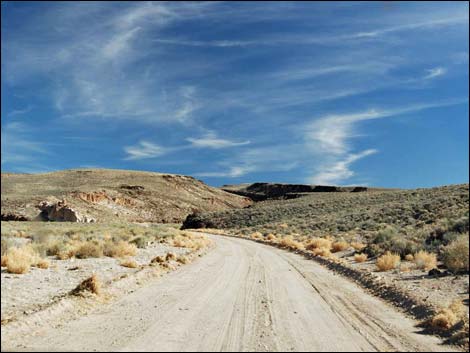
[431,300,466,330]
[376,252,400,271]
[104,241,137,258]
[351,242,366,251]
[331,241,349,253]
[130,236,150,249]
[441,235,469,273]
[279,236,303,250]
[70,274,101,296]
[413,250,437,271]
[305,238,332,251]
[75,241,103,259]
[5,246,38,274]
[312,247,331,257]
[354,253,368,263]
[120,258,138,268]
[404,254,414,261]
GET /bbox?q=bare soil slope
[1,169,251,223]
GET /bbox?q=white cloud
[187,131,250,149]
[424,67,447,79]
[124,141,168,160]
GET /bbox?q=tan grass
[176,255,190,264]
[351,242,366,251]
[5,247,38,274]
[431,300,466,330]
[279,235,304,250]
[305,238,332,251]
[75,241,103,259]
[413,250,437,271]
[70,274,101,296]
[1,255,8,267]
[35,258,50,269]
[405,254,414,261]
[250,231,263,239]
[120,258,138,268]
[354,253,368,263]
[104,241,137,258]
[331,241,349,253]
[266,233,277,241]
[312,247,331,257]
[376,252,400,271]
[166,252,177,261]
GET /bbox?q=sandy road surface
[2,234,457,352]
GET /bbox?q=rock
[428,268,446,277]
[37,201,95,223]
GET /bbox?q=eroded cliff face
[221,183,369,201]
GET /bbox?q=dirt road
[2,234,456,352]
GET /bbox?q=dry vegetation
[0,222,211,276]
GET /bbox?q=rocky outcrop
[222,183,369,201]
[71,191,136,207]
[1,213,30,221]
[37,200,95,223]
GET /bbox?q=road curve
[3,234,456,352]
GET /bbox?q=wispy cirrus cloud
[424,67,447,79]
[187,131,250,149]
[124,141,168,160]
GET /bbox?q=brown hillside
[1,169,252,223]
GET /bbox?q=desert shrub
[266,233,277,241]
[1,238,14,256]
[305,238,332,251]
[376,252,400,271]
[1,255,8,267]
[5,246,38,274]
[150,255,166,265]
[449,216,469,234]
[373,226,399,245]
[279,236,303,250]
[130,236,150,249]
[35,258,50,269]
[103,241,137,258]
[389,238,422,258]
[331,241,349,253]
[351,242,366,251]
[405,254,414,261]
[413,250,437,271]
[177,255,189,264]
[312,247,331,257]
[75,241,103,259]
[431,300,466,330]
[120,258,138,268]
[354,253,368,263]
[441,234,469,273]
[166,252,177,261]
[70,274,101,296]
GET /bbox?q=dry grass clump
[70,274,101,296]
[75,241,103,259]
[166,252,177,261]
[35,258,50,269]
[279,235,304,250]
[266,233,277,241]
[312,247,331,257]
[351,242,366,251]
[279,223,289,229]
[441,235,469,273]
[354,253,368,263]
[376,252,401,271]
[176,255,190,264]
[305,238,332,251]
[4,246,38,274]
[431,300,466,330]
[103,241,137,258]
[413,250,437,271]
[250,231,263,239]
[405,254,414,261]
[400,263,413,272]
[120,258,138,268]
[170,234,210,251]
[150,255,166,265]
[331,241,349,253]
[1,255,8,267]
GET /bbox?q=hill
[1,169,252,223]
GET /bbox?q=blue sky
[1,1,469,188]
